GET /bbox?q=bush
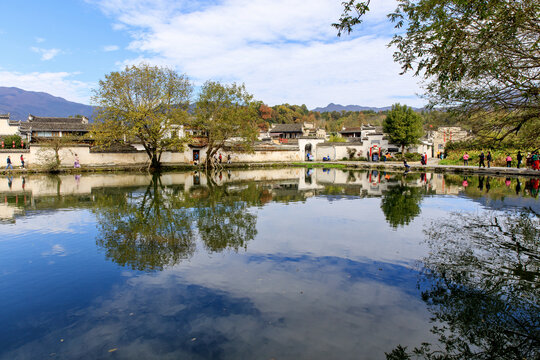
[1,135,24,149]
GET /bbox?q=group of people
[462,151,540,170]
[5,155,24,170]
[212,152,232,165]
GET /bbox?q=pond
[0,168,538,359]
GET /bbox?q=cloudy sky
[0,0,424,108]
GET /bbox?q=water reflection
[0,169,539,359]
[387,210,540,359]
[94,175,196,271]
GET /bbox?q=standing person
[423,152,428,165]
[517,151,523,169]
[227,154,231,164]
[486,151,492,168]
[526,153,532,168]
[463,152,469,166]
[74,154,80,168]
[479,151,486,168]
[20,154,25,169]
[533,152,540,171]
[506,154,512,168]
[219,153,222,164]
[5,156,13,170]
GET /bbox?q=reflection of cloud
[2,252,435,359]
[41,244,66,257]
[0,210,94,237]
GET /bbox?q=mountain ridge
[0,87,94,121]
[312,103,423,113]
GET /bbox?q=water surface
[1,169,538,359]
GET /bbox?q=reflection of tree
[386,211,540,359]
[94,175,195,271]
[380,184,423,228]
[94,175,259,271]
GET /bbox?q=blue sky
[0,0,424,108]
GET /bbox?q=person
[533,152,540,171]
[517,151,523,169]
[506,154,512,168]
[219,153,222,164]
[478,151,485,168]
[423,152,428,165]
[227,154,231,164]
[74,154,80,168]
[526,153,532,168]
[403,159,410,170]
[6,156,13,170]
[463,152,469,166]
[20,154,25,169]
[486,151,492,168]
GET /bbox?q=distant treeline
[257,102,464,133]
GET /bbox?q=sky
[0,0,425,109]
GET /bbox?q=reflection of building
[0,169,479,222]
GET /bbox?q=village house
[269,123,305,143]
[0,114,20,137]
[431,126,469,155]
[19,115,91,142]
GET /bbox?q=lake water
[0,168,538,360]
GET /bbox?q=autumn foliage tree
[91,64,192,171]
[191,81,259,168]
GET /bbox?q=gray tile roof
[28,115,88,124]
[269,123,303,133]
[339,127,362,134]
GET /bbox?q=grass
[440,149,526,167]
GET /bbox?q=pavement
[333,160,540,177]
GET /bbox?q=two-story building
[19,115,91,142]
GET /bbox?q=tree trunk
[149,153,161,172]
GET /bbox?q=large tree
[192,81,259,168]
[91,64,192,170]
[383,103,424,153]
[334,0,540,147]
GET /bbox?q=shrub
[1,135,24,149]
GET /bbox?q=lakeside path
[328,160,540,178]
[1,160,540,177]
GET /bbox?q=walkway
[333,160,540,177]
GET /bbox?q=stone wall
[0,144,301,169]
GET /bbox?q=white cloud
[103,44,119,51]
[35,37,46,43]
[0,69,92,103]
[30,47,61,61]
[91,0,424,108]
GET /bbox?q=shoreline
[2,161,539,178]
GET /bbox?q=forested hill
[312,103,392,112]
[0,87,94,120]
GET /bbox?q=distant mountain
[0,87,94,121]
[312,103,423,113]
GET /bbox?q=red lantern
[1,141,4,148]
[12,140,15,148]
